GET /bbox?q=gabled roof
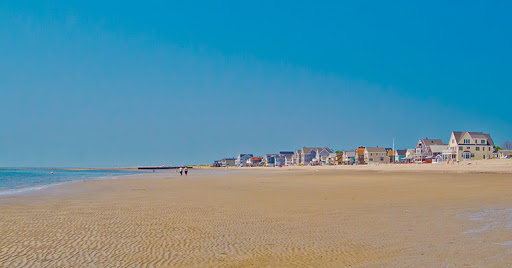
[365,147,387,153]
[452,131,495,146]
[418,139,446,147]
[322,146,334,154]
[319,146,334,156]
[302,147,323,154]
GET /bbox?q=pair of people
[179,166,188,176]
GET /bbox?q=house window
[484,155,486,159]
[380,157,384,161]
[476,147,480,151]
[489,147,491,151]
[481,140,485,144]
[370,153,373,156]
[467,147,470,150]
[471,153,475,157]
[370,158,373,161]
[459,146,463,150]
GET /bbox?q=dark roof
[419,139,446,146]
[279,151,294,155]
[396,149,407,156]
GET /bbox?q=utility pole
[393,138,395,164]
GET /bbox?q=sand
[1,160,512,267]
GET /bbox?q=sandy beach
[1,160,512,267]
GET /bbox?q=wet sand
[1,160,512,267]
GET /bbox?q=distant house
[335,153,344,165]
[284,155,294,166]
[298,147,323,165]
[430,145,449,163]
[236,154,253,167]
[343,151,356,165]
[388,149,406,163]
[247,157,263,166]
[498,150,512,159]
[405,149,415,162]
[275,156,285,167]
[355,146,366,164]
[447,131,495,161]
[212,160,222,167]
[364,147,389,164]
[279,151,294,166]
[264,154,278,167]
[222,158,236,167]
[324,152,339,165]
[415,138,446,163]
[317,147,335,163]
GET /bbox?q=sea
[0,168,149,196]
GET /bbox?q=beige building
[364,147,389,164]
[447,131,495,161]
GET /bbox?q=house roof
[344,151,356,157]
[302,147,323,154]
[452,131,495,146]
[322,146,334,153]
[419,139,446,147]
[396,149,407,156]
[279,151,294,155]
[429,145,449,153]
[365,147,387,153]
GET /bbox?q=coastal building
[388,149,406,163]
[414,138,447,163]
[275,156,286,167]
[279,151,294,166]
[299,147,323,165]
[324,152,340,165]
[430,145,449,163]
[355,146,366,164]
[335,153,344,165]
[247,157,263,166]
[284,155,294,166]
[447,131,495,161]
[405,149,416,163]
[498,150,512,159]
[212,160,222,167]
[264,154,278,167]
[364,147,389,164]
[343,151,356,165]
[236,154,253,167]
[317,147,335,163]
[222,158,236,167]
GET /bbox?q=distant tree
[335,151,343,154]
[495,146,503,151]
[503,141,512,150]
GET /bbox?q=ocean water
[0,168,149,196]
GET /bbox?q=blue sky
[1,1,511,167]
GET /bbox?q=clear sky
[1,1,511,167]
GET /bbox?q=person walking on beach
[184,167,188,176]
[179,167,183,176]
